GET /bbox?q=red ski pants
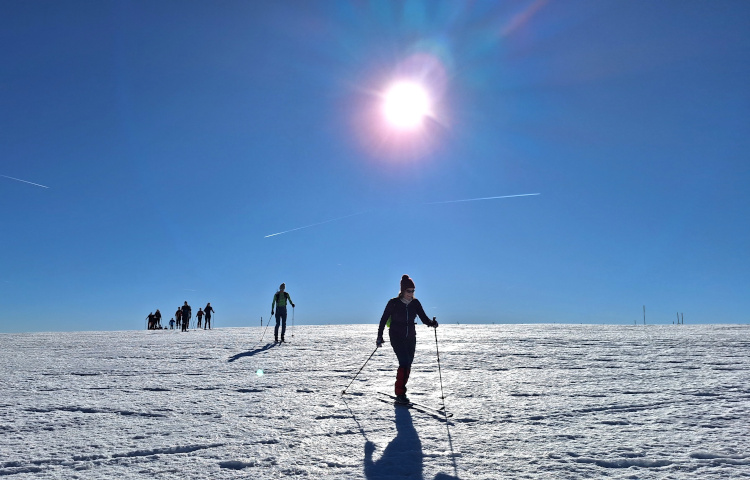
[395,366,411,396]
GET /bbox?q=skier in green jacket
[271,283,295,343]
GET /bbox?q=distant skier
[175,308,182,330]
[154,309,162,329]
[376,274,438,404]
[271,283,295,343]
[146,312,155,330]
[169,318,175,330]
[196,308,204,329]
[181,301,192,332]
[204,303,214,329]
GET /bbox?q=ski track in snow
[0,324,748,479]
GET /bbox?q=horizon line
[1,321,744,335]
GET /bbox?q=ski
[377,392,453,418]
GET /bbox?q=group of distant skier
[146,302,214,331]
[146,310,163,330]
[144,274,438,403]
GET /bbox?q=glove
[431,318,439,328]
[271,310,274,315]
[376,336,384,347]
[292,304,295,308]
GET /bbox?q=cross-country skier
[181,301,191,332]
[376,274,438,404]
[204,303,214,329]
[271,283,295,343]
[196,308,204,328]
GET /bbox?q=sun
[382,81,431,130]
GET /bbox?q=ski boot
[395,394,410,404]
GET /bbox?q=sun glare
[382,81,431,130]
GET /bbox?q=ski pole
[433,319,448,414]
[342,346,379,395]
[257,316,271,345]
[292,306,295,338]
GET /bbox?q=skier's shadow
[365,406,424,480]
[365,406,423,479]
[364,405,462,480]
[227,343,276,363]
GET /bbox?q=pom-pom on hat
[400,274,415,292]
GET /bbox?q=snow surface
[1,324,748,479]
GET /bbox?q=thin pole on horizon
[643,305,646,325]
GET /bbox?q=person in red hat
[377,274,438,403]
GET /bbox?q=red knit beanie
[400,274,415,292]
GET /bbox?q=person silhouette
[204,302,214,329]
[196,308,204,329]
[376,274,438,403]
[271,283,295,343]
[181,301,191,332]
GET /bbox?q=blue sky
[2,1,748,333]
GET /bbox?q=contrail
[422,192,540,205]
[1,175,49,189]
[264,193,540,238]
[264,211,370,238]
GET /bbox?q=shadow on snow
[364,405,460,480]
[227,343,277,363]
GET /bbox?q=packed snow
[1,324,748,479]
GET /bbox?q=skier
[376,274,438,404]
[175,308,182,330]
[169,318,175,330]
[181,301,192,332]
[154,309,162,329]
[146,312,155,330]
[196,308,204,329]
[271,283,295,343]
[204,302,214,329]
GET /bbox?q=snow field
[0,324,748,479]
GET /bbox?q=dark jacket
[378,297,432,340]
